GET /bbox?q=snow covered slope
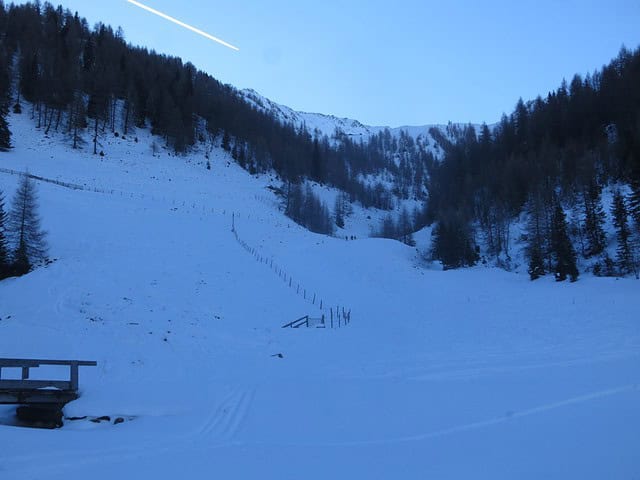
[240,88,454,147]
[0,111,639,480]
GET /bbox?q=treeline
[372,207,418,246]
[0,173,49,279]
[0,1,432,220]
[284,183,334,235]
[427,46,640,279]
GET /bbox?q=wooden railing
[282,316,311,328]
[282,312,351,329]
[0,358,97,393]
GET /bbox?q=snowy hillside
[0,110,639,480]
[240,88,455,152]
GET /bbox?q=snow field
[0,110,639,479]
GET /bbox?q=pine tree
[311,138,323,183]
[612,190,636,276]
[431,213,478,270]
[376,215,397,240]
[629,180,640,231]
[0,113,10,151]
[0,46,12,151]
[70,91,87,149]
[398,207,416,246]
[550,200,579,282]
[0,190,9,278]
[528,243,545,280]
[221,131,230,151]
[582,182,607,257]
[8,173,48,274]
[525,192,547,280]
[334,195,345,229]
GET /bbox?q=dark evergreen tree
[550,200,579,282]
[0,47,11,151]
[0,190,9,278]
[397,207,416,246]
[0,113,10,151]
[612,190,637,276]
[70,91,87,149]
[221,130,231,151]
[285,183,333,235]
[582,182,607,257]
[8,173,48,274]
[374,214,397,240]
[311,137,323,183]
[334,195,345,229]
[630,179,640,231]
[525,193,547,280]
[431,213,478,270]
[528,243,545,280]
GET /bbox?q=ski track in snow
[3,383,636,477]
[2,385,256,474]
[295,383,640,448]
[198,386,255,441]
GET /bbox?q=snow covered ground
[0,111,639,479]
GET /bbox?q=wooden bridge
[0,358,97,427]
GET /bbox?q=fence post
[70,364,79,391]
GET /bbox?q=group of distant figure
[345,236,357,241]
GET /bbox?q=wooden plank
[0,389,78,405]
[0,380,72,390]
[0,359,97,367]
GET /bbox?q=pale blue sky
[35,0,640,126]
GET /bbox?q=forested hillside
[427,47,640,279]
[0,1,433,236]
[1,2,639,280]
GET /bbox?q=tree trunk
[93,117,98,155]
[54,108,62,132]
[111,98,116,132]
[123,100,130,135]
[44,106,54,135]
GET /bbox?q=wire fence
[232,216,352,329]
[0,168,280,220]
[1,167,353,328]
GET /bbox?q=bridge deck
[0,358,97,407]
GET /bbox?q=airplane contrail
[126,0,240,51]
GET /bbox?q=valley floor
[0,120,639,479]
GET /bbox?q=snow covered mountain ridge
[239,88,458,147]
